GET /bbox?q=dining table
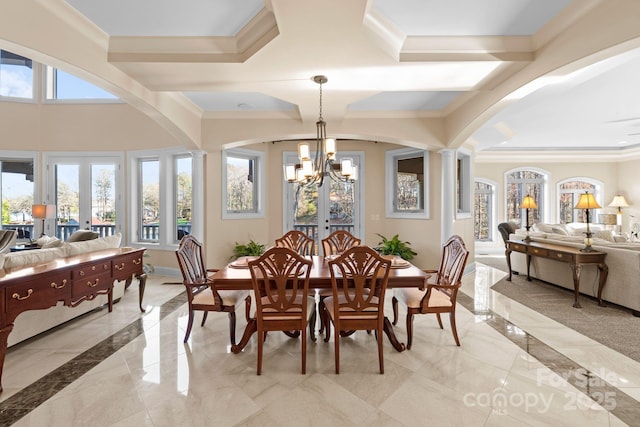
[210,255,429,354]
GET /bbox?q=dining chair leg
[257,326,263,376]
[436,313,444,329]
[309,308,317,342]
[184,310,195,343]
[377,326,384,374]
[334,327,340,374]
[228,311,237,346]
[201,311,208,327]
[449,311,461,346]
[406,311,414,350]
[324,316,332,343]
[318,297,328,334]
[301,327,307,374]
[391,296,399,325]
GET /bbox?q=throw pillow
[533,223,554,233]
[594,230,615,242]
[66,233,122,256]
[41,237,63,248]
[551,225,569,236]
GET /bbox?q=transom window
[0,50,33,99]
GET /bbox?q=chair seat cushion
[324,295,380,321]
[193,288,248,310]
[392,287,452,309]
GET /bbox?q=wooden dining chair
[248,247,313,375]
[326,245,391,374]
[175,235,251,344]
[275,230,315,256]
[392,235,469,349]
[319,230,361,338]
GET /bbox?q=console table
[0,247,147,392]
[505,239,608,309]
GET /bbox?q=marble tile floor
[0,263,639,426]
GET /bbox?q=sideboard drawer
[112,253,144,280]
[74,261,111,280]
[548,250,569,261]
[528,247,548,257]
[509,242,526,252]
[71,270,112,300]
[6,271,72,314]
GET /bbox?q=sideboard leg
[0,324,15,393]
[597,263,609,306]
[137,273,147,312]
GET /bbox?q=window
[474,180,495,241]
[139,159,160,242]
[558,178,601,224]
[222,148,264,219]
[456,150,472,218]
[0,50,33,99]
[505,168,547,226]
[385,148,429,219]
[129,149,202,248]
[44,66,118,101]
[0,154,38,239]
[175,156,192,241]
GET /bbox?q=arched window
[474,179,495,241]
[557,178,602,224]
[505,168,548,227]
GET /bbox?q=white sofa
[0,233,127,346]
[508,224,640,314]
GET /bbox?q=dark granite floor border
[1,285,639,426]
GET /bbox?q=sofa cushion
[595,230,615,242]
[66,233,122,256]
[66,230,100,242]
[533,223,554,233]
[3,247,70,270]
[551,225,569,236]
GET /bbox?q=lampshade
[608,195,629,209]
[574,193,601,210]
[32,204,47,219]
[519,195,538,209]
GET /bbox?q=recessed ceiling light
[500,141,509,145]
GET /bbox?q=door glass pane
[56,164,80,240]
[329,180,355,236]
[1,160,35,240]
[293,183,319,250]
[91,164,116,237]
[176,156,192,241]
[141,160,160,242]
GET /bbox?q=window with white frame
[557,178,601,224]
[0,50,34,100]
[44,66,118,101]
[505,168,547,226]
[129,149,201,248]
[0,153,38,239]
[385,148,429,219]
[474,179,495,241]
[456,150,472,217]
[222,148,264,219]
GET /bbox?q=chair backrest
[327,245,391,324]
[0,230,17,254]
[175,235,208,285]
[497,222,518,245]
[275,230,315,256]
[248,247,312,320]
[321,230,361,256]
[433,235,469,297]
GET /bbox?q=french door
[44,154,124,240]
[283,152,363,253]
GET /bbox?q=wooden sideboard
[505,239,608,309]
[0,247,147,392]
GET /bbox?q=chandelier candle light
[575,191,601,252]
[519,195,538,242]
[284,75,357,187]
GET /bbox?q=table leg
[506,248,513,281]
[383,317,406,352]
[526,254,532,281]
[597,262,609,306]
[571,263,582,308]
[231,319,257,354]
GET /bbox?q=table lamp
[608,195,629,233]
[519,195,538,242]
[575,192,601,252]
[32,204,57,237]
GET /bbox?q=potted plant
[231,239,266,260]
[375,233,417,261]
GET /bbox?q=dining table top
[210,255,429,290]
